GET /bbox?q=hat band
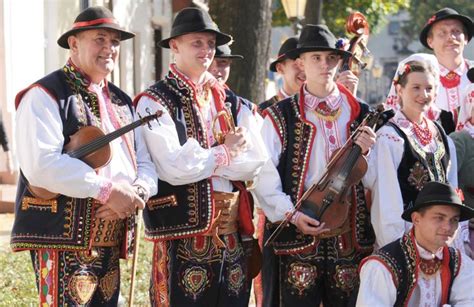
[72,18,118,29]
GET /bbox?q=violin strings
[69,120,144,158]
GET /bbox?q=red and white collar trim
[439,59,468,77]
[303,85,341,110]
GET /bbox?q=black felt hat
[215,44,243,59]
[288,24,352,59]
[419,7,473,50]
[159,7,232,48]
[402,182,474,222]
[269,37,299,72]
[57,6,135,49]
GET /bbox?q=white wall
[0,0,172,171]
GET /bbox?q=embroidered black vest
[258,95,279,113]
[138,71,249,241]
[11,62,135,254]
[365,231,460,306]
[389,121,450,211]
[263,92,375,254]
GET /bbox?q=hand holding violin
[353,126,376,155]
[95,182,145,220]
[291,211,331,237]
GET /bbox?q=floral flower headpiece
[393,63,412,85]
[336,38,350,51]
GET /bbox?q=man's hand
[96,182,145,220]
[224,126,248,158]
[354,126,376,155]
[293,212,330,237]
[336,70,359,96]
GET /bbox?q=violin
[265,105,394,246]
[340,12,372,76]
[27,111,163,200]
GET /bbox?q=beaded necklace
[411,117,433,146]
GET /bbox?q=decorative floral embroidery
[96,181,112,204]
[287,262,318,295]
[180,266,211,300]
[213,144,230,167]
[333,264,358,294]
[99,268,119,301]
[408,162,430,191]
[68,269,98,305]
[227,264,245,296]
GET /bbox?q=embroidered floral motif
[408,162,430,191]
[227,264,245,296]
[96,181,112,204]
[333,264,358,294]
[177,236,221,263]
[287,262,318,295]
[99,268,119,302]
[180,266,211,300]
[68,269,98,305]
[213,144,230,166]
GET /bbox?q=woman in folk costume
[365,57,469,252]
[449,69,474,257]
[384,53,441,120]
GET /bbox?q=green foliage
[272,0,409,36]
[0,229,154,306]
[0,250,36,305]
[404,0,474,43]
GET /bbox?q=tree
[273,0,409,36]
[404,0,474,46]
[209,0,272,103]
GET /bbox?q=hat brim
[269,50,299,72]
[420,14,473,49]
[57,25,135,49]
[287,46,352,59]
[402,200,474,222]
[215,54,244,59]
[159,30,232,49]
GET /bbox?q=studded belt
[91,202,125,247]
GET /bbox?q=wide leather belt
[204,191,239,247]
[91,202,125,247]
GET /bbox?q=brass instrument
[212,102,236,144]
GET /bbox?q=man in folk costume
[449,69,474,257]
[258,37,305,112]
[420,7,474,134]
[253,24,377,306]
[209,43,260,118]
[134,7,267,306]
[10,6,157,306]
[357,181,474,306]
